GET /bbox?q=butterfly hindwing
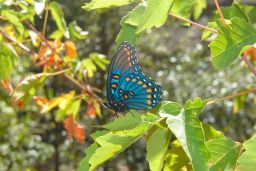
[107,41,162,112]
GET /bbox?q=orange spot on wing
[147,89,152,92]
[119,89,123,93]
[124,95,128,99]
[129,62,132,66]
[124,48,129,52]
[126,77,130,81]
[111,84,117,89]
[129,92,134,96]
[132,78,137,82]
[147,100,152,105]
[113,74,120,79]
[143,84,147,88]
[138,81,143,84]
[147,95,152,98]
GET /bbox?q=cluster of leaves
[78,97,255,171]
[76,0,256,170]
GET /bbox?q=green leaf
[154,101,183,116]
[103,110,143,131]
[125,3,146,26]
[170,0,194,25]
[1,9,24,35]
[163,140,191,171]
[193,0,206,20]
[90,53,109,70]
[49,2,67,33]
[202,123,225,141]
[77,143,99,171]
[206,138,241,171]
[237,135,256,171]
[146,127,171,171]
[56,99,81,121]
[0,43,16,80]
[160,98,209,171]
[116,16,139,46]
[209,17,256,69]
[136,0,174,34]
[82,0,137,11]
[220,3,248,21]
[68,21,89,40]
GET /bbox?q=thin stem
[169,12,218,34]
[42,4,49,37]
[241,54,256,78]
[207,89,256,105]
[213,0,226,25]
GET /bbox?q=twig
[168,12,218,34]
[207,89,256,105]
[42,4,49,37]
[241,54,256,78]
[213,0,226,25]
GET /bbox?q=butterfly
[105,41,162,112]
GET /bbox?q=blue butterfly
[105,41,162,112]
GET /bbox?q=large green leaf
[207,138,241,171]
[202,123,225,141]
[125,3,146,26]
[146,127,171,171]
[163,140,191,171]
[193,0,206,20]
[82,0,137,11]
[0,43,16,80]
[160,98,209,171]
[209,17,256,69]
[78,113,162,171]
[49,2,67,33]
[237,135,256,171]
[136,0,174,34]
[170,0,194,20]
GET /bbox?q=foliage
[0,0,256,170]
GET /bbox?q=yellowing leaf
[64,114,85,144]
[64,41,77,59]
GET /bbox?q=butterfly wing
[107,41,162,112]
[107,41,141,102]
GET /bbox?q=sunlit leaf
[160,98,209,171]
[90,53,109,70]
[136,0,174,34]
[193,0,206,20]
[82,0,137,11]
[125,3,146,26]
[146,127,171,171]
[237,135,256,171]
[78,113,161,170]
[1,9,24,35]
[0,42,16,80]
[34,0,45,15]
[49,2,67,33]
[64,114,85,144]
[202,123,225,141]
[207,138,241,171]
[163,140,191,171]
[170,0,194,24]
[209,17,256,69]
[56,99,81,121]
[68,21,89,40]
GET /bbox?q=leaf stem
[207,89,256,105]
[241,54,256,78]
[42,4,49,37]
[213,0,226,25]
[168,12,218,34]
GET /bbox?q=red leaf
[86,102,97,117]
[64,115,85,144]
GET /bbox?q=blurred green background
[0,0,255,170]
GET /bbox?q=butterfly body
[106,41,162,112]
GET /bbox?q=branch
[207,89,256,105]
[168,12,218,34]
[213,0,227,25]
[241,54,256,78]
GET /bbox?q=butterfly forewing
[107,41,162,112]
